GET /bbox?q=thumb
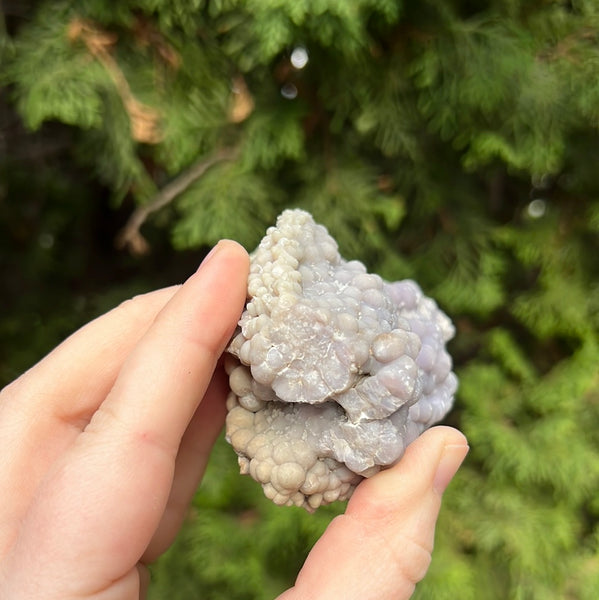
[277,426,469,600]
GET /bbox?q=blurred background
[1,1,598,598]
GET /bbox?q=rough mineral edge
[225,209,458,511]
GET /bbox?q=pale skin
[0,240,469,600]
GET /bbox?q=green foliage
[7,3,106,130]
[3,0,599,598]
[241,104,306,170]
[172,163,279,249]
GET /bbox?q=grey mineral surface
[225,209,457,511]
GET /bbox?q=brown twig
[68,18,163,143]
[116,147,238,254]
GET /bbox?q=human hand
[0,240,250,599]
[277,425,468,600]
[0,239,468,600]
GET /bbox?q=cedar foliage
[2,1,599,598]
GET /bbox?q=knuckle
[392,531,433,586]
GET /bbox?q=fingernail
[197,241,225,271]
[433,444,469,495]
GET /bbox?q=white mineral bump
[225,209,458,511]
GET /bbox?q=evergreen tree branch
[116,147,238,254]
[68,18,163,144]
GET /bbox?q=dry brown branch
[229,75,254,123]
[116,147,238,255]
[131,16,181,70]
[67,18,163,143]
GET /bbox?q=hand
[277,425,468,600]
[0,240,250,599]
[0,240,468,600]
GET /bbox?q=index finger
[84,239,249,457]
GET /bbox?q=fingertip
[415,427,469,495]
[217,238,250,256]
[197,239,250,274]
[215,239,250,261]
[419,425,468,449]
[433,441,469,495]
[348,426,468,515]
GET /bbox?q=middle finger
[0,286,178,555]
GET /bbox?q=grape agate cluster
[225,209,457,511]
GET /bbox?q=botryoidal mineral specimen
[225,209,457,511]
